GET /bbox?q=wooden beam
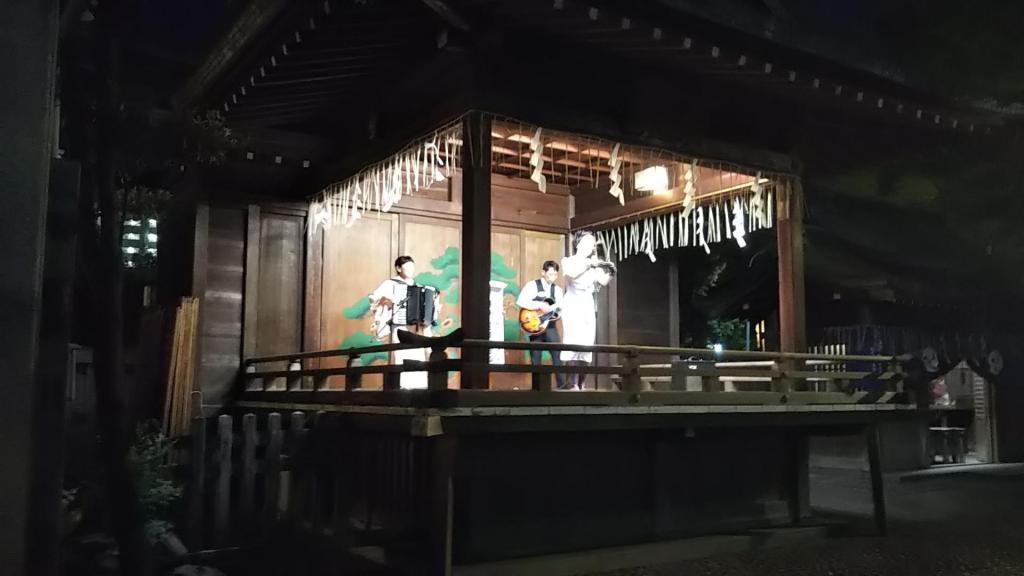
[460,111,492,389]
[421,0,472,31]
[173,0,290,111]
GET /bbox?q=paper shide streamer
[308,123,461,236]
[593,184,776,264]
[529,127,547,193]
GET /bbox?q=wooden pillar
[776,177,806,353]
[460,111,492,388]
[0,1,58,573]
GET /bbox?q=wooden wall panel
[254,213,304,385]
[401,216,462,387]
[490,229,523,389]
[616,256,673,366]
[522,231,567,283]
[305,172,573,390]
[304,225,323,356]
[321,215,398,388]
[197,207,245,408]
[493,187,569,231]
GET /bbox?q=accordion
[392,284,437,327]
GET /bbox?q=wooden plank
[243,205,261,361]
[163,302,183,435]
[262,412,283,533]
[240,413,257,528]
[196,208,246,410]
[214,414,233,547]
[491,184,570,232]
[182,299,200,429]
[172,0,289,110]
[192,204,210,298]
[460,111,492,389]
[304,218,323,365]
[187,416,207,550]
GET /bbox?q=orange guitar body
[518,303,560,335]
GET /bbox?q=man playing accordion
[369,255,441,389]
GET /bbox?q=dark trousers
[529,325,566,389]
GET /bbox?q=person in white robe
[559,231,612,390]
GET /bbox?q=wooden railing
[239,330,906,406]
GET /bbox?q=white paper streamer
[732,197,747,248]
[681,163,696,218]
[529,127,547,193]
[608,143,625,205]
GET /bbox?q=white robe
[559,266,602,363]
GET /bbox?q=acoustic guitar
[518,297,561,335]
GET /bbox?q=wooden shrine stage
[222,338,915,575]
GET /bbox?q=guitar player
[516,260,568,390]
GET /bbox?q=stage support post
[866,424,888,535]
[776,177,807,392]
[460,111,492,389]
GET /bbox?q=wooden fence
[179,408,426,573]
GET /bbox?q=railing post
[776,357,796,394]
[428,345,449,391]
[623,349,642,393]
[383,370,401,391]
[531,369,550,392]
[345,355,362,391]
[313,371,328,392]
[245,363,262,391]
[287,358,302,391]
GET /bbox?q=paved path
[592,466,1024,576]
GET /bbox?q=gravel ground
[590,466,1024,576]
